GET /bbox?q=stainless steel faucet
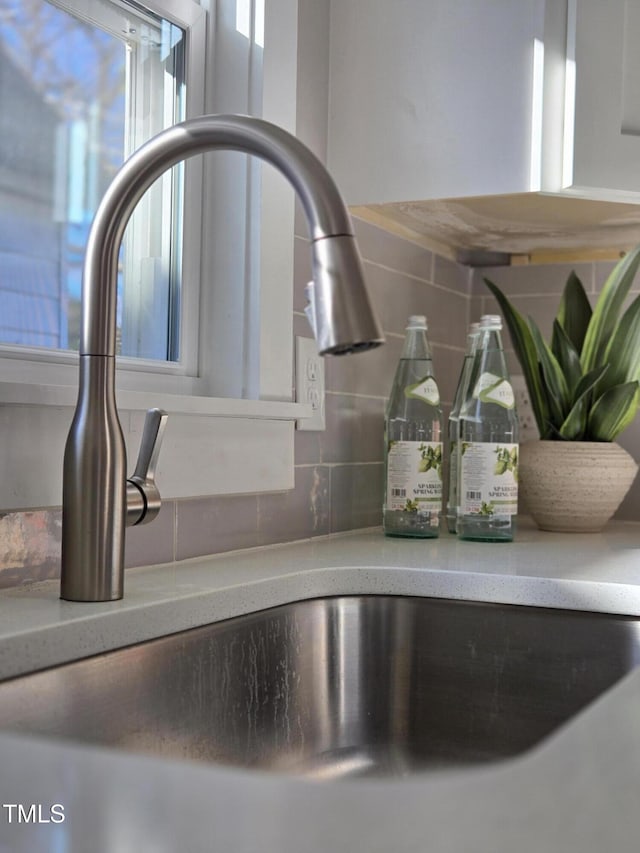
[61,114,384,602]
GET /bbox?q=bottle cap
[480,314,502,329]
[406,315,427,329]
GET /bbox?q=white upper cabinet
[567,0,640,199]
[326,0,640,208]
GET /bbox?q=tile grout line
[295,461,384,469]
[361,259,470,298]
[293,313,466,352]
[294,233,469,297]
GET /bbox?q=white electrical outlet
[296,336,325,431]
[511,374,539,442]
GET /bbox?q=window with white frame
[0,0,297,408]
[0,0,303,512]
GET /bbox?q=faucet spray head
[306,234,385,355]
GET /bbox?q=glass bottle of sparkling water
[458,314,519,542]
[383,315,444,538]
[446,322,481,534]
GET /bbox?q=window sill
[0,380,312,421]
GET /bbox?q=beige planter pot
[519,441,638,533]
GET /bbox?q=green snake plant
[484,243,640,442]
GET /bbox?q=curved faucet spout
[61,114,384,602]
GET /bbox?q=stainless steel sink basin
[0,595,638,779]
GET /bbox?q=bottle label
[404,377,440,405]
[472,373,515,409]
[386,440,443,519]
[460,442,518,518]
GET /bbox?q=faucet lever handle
[132,407,168,484]
[126,408,168,526]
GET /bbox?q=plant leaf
[587,381,640,441]
[555,271,592,356]
[550,319,582,398]
[581,245,640,372]
[558,365,609,440]
[599,292,640,393]
[528,316,569,426]
[483,278,551,437]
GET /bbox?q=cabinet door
[569,0,640,197]
[327,0,544,206]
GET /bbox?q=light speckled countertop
[0,518,639,852]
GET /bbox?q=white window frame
[0,0,309,510]
[0,0,207,391]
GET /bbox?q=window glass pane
[0,0,185,361]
